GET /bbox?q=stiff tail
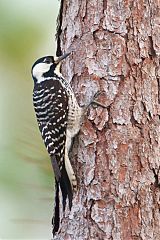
[60,163,73,211]
[52,162,73,235]
[52,180,60,235]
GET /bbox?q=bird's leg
[78,91,107,130]
[82,91,107,114]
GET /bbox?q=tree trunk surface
[54,0,160,239]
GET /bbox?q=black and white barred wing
[33,80,69,178]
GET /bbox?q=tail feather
[60,163,73,211]
[52,163,73,235]
[52,181,60,235]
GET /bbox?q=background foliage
[0,0,59,238]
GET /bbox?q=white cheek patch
[32,62,52,82]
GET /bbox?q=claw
[91,100,107,108]
[89,91,107,108]
[93,90,105,99]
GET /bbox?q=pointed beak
[54,52,71,64]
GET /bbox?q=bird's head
[31,52,71,83]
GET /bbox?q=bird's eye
[44,58,51,64]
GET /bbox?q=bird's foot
[88,91,107,109]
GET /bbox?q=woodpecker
[31,52,82,235]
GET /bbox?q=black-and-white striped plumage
[33,79,68,167]
[31,54,82,235]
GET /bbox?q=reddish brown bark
[54,0,160,239]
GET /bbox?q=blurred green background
[0,0,59,239]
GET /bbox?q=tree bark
[54,0,160,239]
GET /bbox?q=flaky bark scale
[54,0,160,239]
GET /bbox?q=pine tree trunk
[54,0,160,239]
